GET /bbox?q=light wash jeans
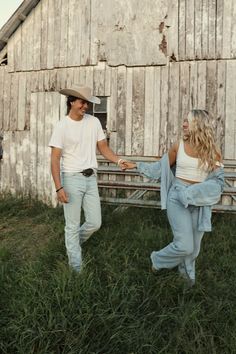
[62,172,101,272]
[151,178,204,283]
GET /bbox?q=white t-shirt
[49,114,106,172]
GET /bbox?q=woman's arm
[122,141,179,172]
[168,142,179,166]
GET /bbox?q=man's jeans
[62,172,101,272]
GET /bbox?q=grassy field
[0,196,236,354]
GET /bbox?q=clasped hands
[117,159,137,170]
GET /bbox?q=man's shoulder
[85,113,97,120]
[54,116,67,128]
[84,114,100,124]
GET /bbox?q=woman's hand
[121,161,137,169]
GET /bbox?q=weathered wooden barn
[0,0,236,206]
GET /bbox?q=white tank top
[176,140,208,182]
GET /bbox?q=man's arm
[51,147,68,203]
[97,139,123,166]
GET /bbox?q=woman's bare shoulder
[172,140,180,152]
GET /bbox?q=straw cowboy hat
[59,85,100,104]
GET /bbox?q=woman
[123,110,224,285]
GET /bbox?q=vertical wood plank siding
[4,0,236,73]
[0,0,236,205]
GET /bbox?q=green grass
[1,196,236,354]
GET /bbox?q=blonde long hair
[184,109,221,172]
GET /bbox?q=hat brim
[59,88,100,104]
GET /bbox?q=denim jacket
[137,154,224,232]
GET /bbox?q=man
[49,85,124,272]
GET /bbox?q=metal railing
[97,156,236,213]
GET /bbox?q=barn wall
[5,0,236,72]
[0,59,235,162]
[6,0,169,71]
[0,0,236,203]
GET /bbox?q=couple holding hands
[50,85,224,286]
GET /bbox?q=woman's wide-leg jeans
[151,179,204,282]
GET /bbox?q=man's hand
[117,158,126,170]
[57,188,69,203]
